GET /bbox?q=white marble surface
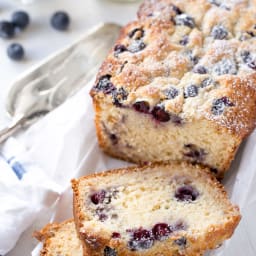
[0,0,141,129]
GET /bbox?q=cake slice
[34,219,85,256]
[72,162,241,256]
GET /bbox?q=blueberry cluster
[0,9,70,61]
[127,221,187,251]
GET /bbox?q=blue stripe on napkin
[7,157,26,180]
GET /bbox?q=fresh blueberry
[112,232,121,239]
[152,223,171,241]
[128,28,144,40]
[193,65,207,74]
[175,14,195,28]
[128,40,146,53]
[213,59,237,75]
[128,228,154,251]
[151,105,170,122]
[211,25,228,40]
[175,185,199,202]
[179,35,189,46]
[51,11,70,31]
[94,75,115,94]
[90,190,106,205]
[12,11,30,30]
[114,44,127,57]
[133,101,150,113]
[0,21,15,39]
[112,87,128,107]
[183,144,206,162]
[211,96,234,115]
[200,78,213,88]
[184,85,198,98]
[164,87,179,99]
[104,246,117,256]
[7,43,25,61]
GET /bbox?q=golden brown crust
[72,162,241,256]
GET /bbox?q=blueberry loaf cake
[90,0,256,178]
[34,220,85,256]
[72,162,241,256]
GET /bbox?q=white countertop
[0,0,141,129]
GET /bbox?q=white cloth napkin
[1,80,256,256]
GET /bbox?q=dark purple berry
[241,51,256,70]
[128,228,154,251]
[133,101,150,113]
[174,237,187,248]
[12,11,30,30]
[193,65,207,74]
[0,21,15,39]
[90,190,106,204]
[179,35,189,46]
[200,78,213,88]
[7,43,25,61]
[114,44,127,57]
[112,232,121,239]
[51,11,70,31]
[175,185,199,202]
[211,96,234,115]
[104,246,117,256]
[152,223,171,241]
[175,14,195,28]
[109,134,118,145]
[183,144,206,162]
[211,25,228,40]
[164,87,179,99]
[128,40,146,53]
[94,75,115,94]
[151,105,170,122]
[184,85,198,98]
[128,28,144,40]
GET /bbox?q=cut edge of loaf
[72,162,241,256]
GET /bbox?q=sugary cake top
[91,0,256,138]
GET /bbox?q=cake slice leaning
[72,162,241,256]
[34,219,85,256]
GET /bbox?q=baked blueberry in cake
[72,162,241,256]
[90,0,256,178]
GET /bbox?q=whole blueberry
[128,228,154,251]
[7,43,25,61]
[184,85,198,98]
[133,101,150,113]
[193,65,207,74]
[211,96,234,115]
[164,86,179,99]
[51,11,70,31]
[151,105,170,122]
[104,246,117,256]
[211,25,228,40]
[12,11,30,30]
[175,185,199,202]
[90,190,106,205]
[152,223,171,241]
[94,75,115,94]
[0,21,15,39]
[175,14,195,28]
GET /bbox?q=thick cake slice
[34,220,84,256]
[90,0,256,178]
[72,162,241,256]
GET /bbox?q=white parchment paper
[4,79,256,256]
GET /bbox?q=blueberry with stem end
[51,11,70,31]
[7,43,25,61]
